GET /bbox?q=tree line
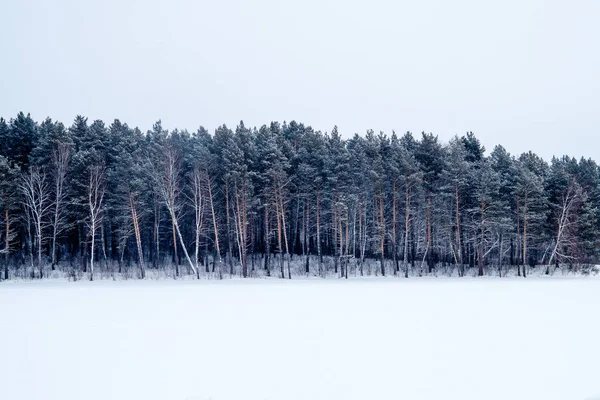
[0,112,598,280]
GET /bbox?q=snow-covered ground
[1,277,599,400]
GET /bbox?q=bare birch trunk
[87,166,106,282]
[50,143,70,270]
[130,192,145,279]
[207,176,222,279]
[277,184,291,279]
[172,218,179,276]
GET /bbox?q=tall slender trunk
[338,204,343,277]
[51,216,58,270]
[168,206,197,277]
[305,198,310,274]
[378,192,385,277]
[478,199,485,276]
[130,192,145,279]
[51,194,60,270]
[234,178,248,277]
[278,184,291,279]
[516,198,521,276]
[360,204,367,276]
[548,185,578,269]
[316,193,322,275]
[522,194,528,278]
[352,202,357,277]
[392,180,398,275]
[243,189,248,273]
[4,208,10,280]
[291,194,300,261]
[90,220,96,281]
[100,220,108,266]
[498,233,503,277]
[154,198,160,269]
[194,211,201,279]
[225,181,234,275]
[403,184,410,278]
[275,185,284,278]
[263,203,270,276]
[455,184,463,277]
[87,166,105,281]
[171,217,179,276]
[51,143,69,271]
[333,197,339,274]
[426,191,432,274]
[26,213,34,277]
[36,217,42,276]
[410,218,416,270]
[82,225,88,273]
[207,177,222,279]
[344,207,349,279]
[250,214,255,273]
[358,203,364,276]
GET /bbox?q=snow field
[1,277,599,400]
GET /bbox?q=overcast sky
[1,0,598,160]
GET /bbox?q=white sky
[1,0,599,160]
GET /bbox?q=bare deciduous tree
[50,142,71,270]
[206,174,222,278]
[129,189,145,278]
[547,181,583,271]
[189,167,208,278]
[87,165,106,281]
[20,167,52,276]
[153,145,197,277]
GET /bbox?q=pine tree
[443,136,470,275]
[7,112,38,169]
[516,152,548,276]
[415,132,444,274]
[399,133,422,277]
[489,145,518,275]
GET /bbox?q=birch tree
[189,167,207,278]
[50,142,71,269]
[20,167,52,276]
[153,143,197,277]
[545,157,585,272]
[87,165,106,281]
